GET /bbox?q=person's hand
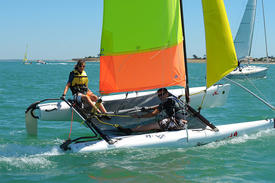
[140,106,152,112]
[60,94,66,100]
[140,107,147,112]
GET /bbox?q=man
[118,88,187,134]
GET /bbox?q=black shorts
[158,117,186,131]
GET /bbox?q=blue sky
[0,0,274,60]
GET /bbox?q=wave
[201,128,275,149]
[0,142,64,171]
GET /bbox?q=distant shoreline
[187,58,275,64]
[82,58,275,64]
[1,58,274,64]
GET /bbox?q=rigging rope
[224,77,275,111]
[198,90,207,112]
[68,104,75,139]
[101,113,130,118]
[94,116,120,128]
[232,65,270,105]
[246,75,269,102]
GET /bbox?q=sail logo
[212,91,219,96]
[146,134,165,139]
[228,131,238,138]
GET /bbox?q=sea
[0,60,274,183]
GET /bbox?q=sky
[0,0,274,60]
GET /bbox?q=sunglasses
[158,92,166,97]
[79,65,86,68]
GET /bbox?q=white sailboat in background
[23,45,32,64]
[36,60,47,64]
[25,0,274,152]
[227,0,268,79]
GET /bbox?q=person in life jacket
[118,88,187,134]
[61,60,109,117]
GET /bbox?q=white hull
[35,84,230,122]
[36,60,47,64]
[227,65,268,79]
[69,118,275,152]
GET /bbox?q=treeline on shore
[72,56,275,64]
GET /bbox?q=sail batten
[202,0,238,88]
[100,0,186,94]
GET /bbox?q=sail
[202,0,238,88]
[23,45,28,63]
[99,0,185,94]
[234,0,257,60]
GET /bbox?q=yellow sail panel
[23,54,27,62]
[23,45,28,63]
[202,0,238,88]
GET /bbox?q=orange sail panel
[99,0,185,94]
[100,42,185,94]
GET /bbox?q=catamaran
[227,0,268,79]
[25,0,274,152]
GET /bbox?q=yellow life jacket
[70,70,89,94]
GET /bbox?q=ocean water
[0,60,274,183]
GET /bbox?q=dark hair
[157,88,172,97]
[157,88,168,94]
[74,60,86,70]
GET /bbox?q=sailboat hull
[69,118,274,152]
[227,65,267,79]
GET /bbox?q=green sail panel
[100,0,183,56]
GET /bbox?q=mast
[248,0,257,58]
[261,0,269,60]
[179,0,190,104]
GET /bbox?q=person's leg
[75,94,82,104]
[81,95,101,113]
[132,122,161,132]
[175,113,188,126]
[118,121,162,134]
[87,90,98,101]
[87,91,108,113]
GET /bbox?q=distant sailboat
[36,60,47,64]
[227,0,268,79]
[23,45,32,64]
